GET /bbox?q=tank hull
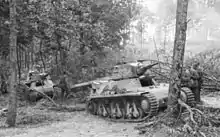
[86,82,195,122]
[28,86,55,101]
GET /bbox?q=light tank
[72,61,195,122]
[21,71,56,101]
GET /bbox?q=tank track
[86,87,195,123]
[181,87,196,106]
[86,93,159,123]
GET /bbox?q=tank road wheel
[110,101,117,119]
[119,99,126,119]
[131,100,140,119]
[97,101,107,116]
[109,100,124,119]
[101,103,108,117]
[133,100,145,119]
[125,100,133,119]
[141,93,159,117]
[180,91,187,103]
[180,87,195,106]
[115,102,123,118]
[137,108,144,118]
[105,102,111,117]
[86,100,97,115]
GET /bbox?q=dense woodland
[1,0,220,88]
[1,0,220,136]
[0,0,140,84]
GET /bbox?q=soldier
[189,61,202,104]
[197,65,203,96]
[27,72,33,81]
[181,65,191,87]
[139,70,157,86]
[54,71,70,102]
[43,73,54,87]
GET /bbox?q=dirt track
[1,111,143,137]
[1,96,220,137]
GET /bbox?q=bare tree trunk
[19,45,22,73]
[56,35,64,73]
[31,44,34,70]
[6,0,17,127]
[16,44,21,79]
[39,40,46,71]
[21,49,24,70]
[27,51,30,70]
[167,0,189,117]
[163,25,167,51]
[25,48,27,69]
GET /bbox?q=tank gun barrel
[70,82,91,89]
[137,62,159,76]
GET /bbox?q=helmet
[192,60,200,69]
[193,60,200,66]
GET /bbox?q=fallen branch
[135,121,155,129]
[178,99,198,125]
[135,108,174,130]
[204,74,220,85]
[34,90,58,107]
[199,131,207,137]
[48,105,85,112]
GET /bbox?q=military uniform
[188,62,203,103]
[53,72,70,101]
[197,67,203,94]
[189,67,200,103]
[181,68,191,87]
[181,62,203,104]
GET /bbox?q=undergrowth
[135,92,220,137]
[0,94,85,128]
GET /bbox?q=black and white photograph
[0,0,220,136]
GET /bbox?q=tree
[6,0,17,127]
[167,0,189,117]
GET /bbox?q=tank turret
[110,61,159,80]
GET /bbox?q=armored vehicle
[23,71,55,101]
[72,61,195,122]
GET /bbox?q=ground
[202,93,220,108]
[0,111,142,137]
[0,95,143,137]
[1,93,220,137]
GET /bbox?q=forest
[1,0,220,137]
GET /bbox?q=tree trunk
[167,0,189,117]
[39,40,46,71]
[27,51,30,70]
[18,45,22,73]
[6,0,17,127]
[31,44,34,70]
[55,46,59,74]
[21,49,24,70]
[56,34,64,73]
[16,44,21,79]
[25,48,27,69]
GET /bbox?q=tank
[72,61,195,122]
[22,71,56,101]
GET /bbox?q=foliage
[0,0,140,92]
[185,49,220,78]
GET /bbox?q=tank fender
[137,88,149,93]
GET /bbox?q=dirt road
[1,112,143,137]
[2,96,219,137]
